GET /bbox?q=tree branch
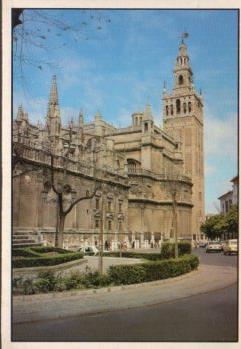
[63,184,100,216]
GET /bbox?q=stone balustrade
[127,167,192,184]
[13,141,128,187]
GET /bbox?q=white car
[206,242,222,253]
[223,239,238,255]
[77,246,99,256]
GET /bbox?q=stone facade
[218,175,238,215]
[12,40,204,250]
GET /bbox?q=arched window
[144,122,148,132]
[179,75,184,85]
[166,105,169,116]
[127,158,141,173]
[183,102,187,114]
[171,105,173,115]
[188,102,192,112]
[176,99,181,114]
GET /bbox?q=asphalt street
[12,248,238,342]
[193,247,238,268]
[13,283,237,342]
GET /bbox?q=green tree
[200,214,227,240]
[225,205,238,238]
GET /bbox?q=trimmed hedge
[103,243,191,261]
[13,254,199,295]
[30,246,69,254]
[103,251,162,260]
[108,254,198,285]
[160,242,191,259]
[12,248,40,258]
[12,246,70,258]
[12,251,84,268]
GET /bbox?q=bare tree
[47,152,99,248]
[44,127,102,248]
[13,9,112,80]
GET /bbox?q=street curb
[13,267,201,303]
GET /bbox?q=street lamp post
[98,186,105,275]
[172,190,178,259]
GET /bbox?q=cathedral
[12,40,205,250]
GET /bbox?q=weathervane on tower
[180,32,189,44]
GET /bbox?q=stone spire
[16,104,24,120]
[46,75,61,138]
[162,81,167,96]
[79,110,84,126]
[49,75,58,106]
[47,75,60,119]
[95,110,102,121]
[143,103,153,121]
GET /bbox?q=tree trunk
[55,207,60,248]
[57,214,65,248]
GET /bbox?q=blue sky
[13,9,238,213]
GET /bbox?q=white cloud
[13,90,47,124]
[204,106,237,157]
[13,90,81,127]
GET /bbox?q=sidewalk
[13,263,237,324]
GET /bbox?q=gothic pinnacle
[143,102,153,120]
[49,75,59,106]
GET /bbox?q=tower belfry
[173,40,193,94]
[162,38,205,241]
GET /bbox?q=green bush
[12,248,40,258]
[12,251,84,268]
[103,251,162,260]
[160,242,191,259]
[12,246,70,259]
[81,271,112,288]
[61,271,84,290]
[53,278,67,292]
[107,264,146,285]
[22,279,36,295]
[108,254,198,285]
[37,271,57,291]
[33,278,52,293]
[31,246,68,254]
[13,254,199,295]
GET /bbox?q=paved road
[13,283,238,342]
[193,247,238,267]
[12,248,238,342]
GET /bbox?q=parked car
[78,246,99,256]
[199,241,207,248]
[223,239,238,255]
[206,241,222,253]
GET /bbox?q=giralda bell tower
[163,37,205,241]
